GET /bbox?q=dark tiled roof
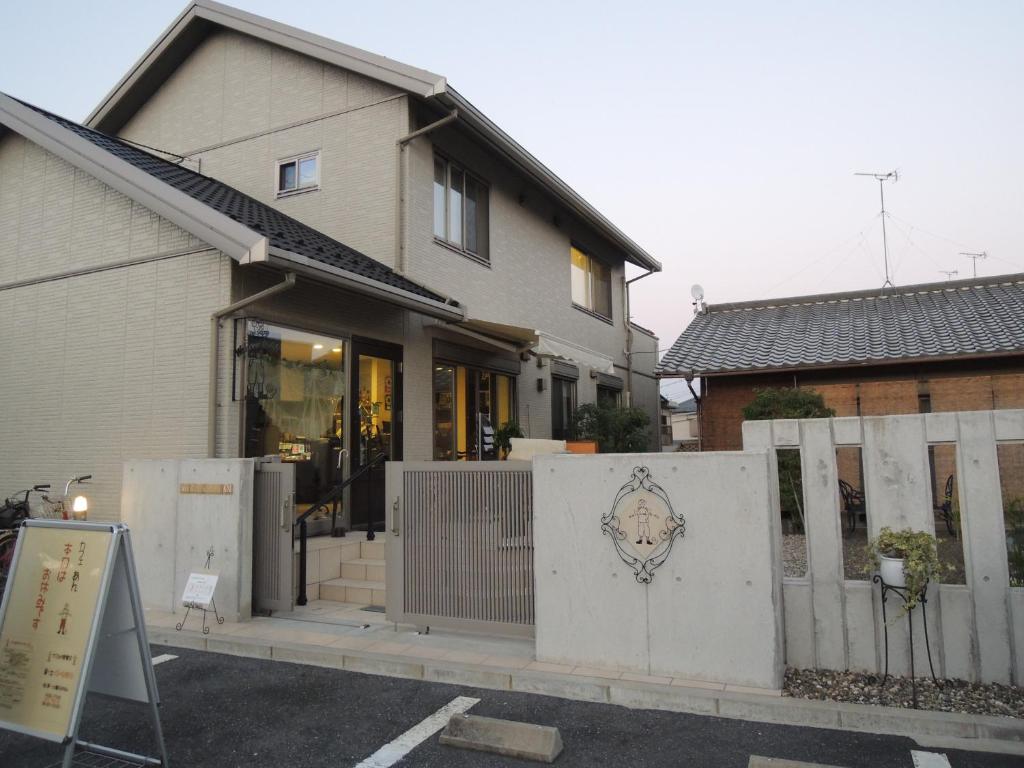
[656,275,1024,376]
[16,98,450,304]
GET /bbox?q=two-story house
[0,1,661,536]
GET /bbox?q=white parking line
[353,695,480,768]
[911,750,952,768]
[151,654,178,666]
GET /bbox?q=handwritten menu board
[0,526,114,741]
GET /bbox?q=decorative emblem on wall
[601,466,686,583]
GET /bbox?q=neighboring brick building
[657,274,1024,451]
[656,274,1024,510]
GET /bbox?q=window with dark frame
[433,155,489,261]
[433,361,515,460]
[276,151,319,196]
[570,245,612,319]
[551,376,577,441]
[597,385,621,408]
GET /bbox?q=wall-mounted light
[72,495,89,520]
[536,378,545,392]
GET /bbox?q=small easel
[176,547,225,636]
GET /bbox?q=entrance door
[253,460,295,613]
[349,338,402,536]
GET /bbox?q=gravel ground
[785,667,1024,718]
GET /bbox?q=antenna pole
[879,178,892,289]
[939,270,958,281]
[855,170,898,289]
[960,251,987,278]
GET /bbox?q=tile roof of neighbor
[656,274,1024,377]
[14,97,449,305]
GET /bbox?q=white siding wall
[108,27,660,449]
[118,29,406,268]
[0,133,232,521]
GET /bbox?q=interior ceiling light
[313,343,324,350]
[332,347,342,353]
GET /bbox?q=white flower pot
[879,555,906,588]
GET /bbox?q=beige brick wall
[102,25,661,454]
[118,28,406,269]
[0,134,232,522]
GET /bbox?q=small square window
[276,152,319,196]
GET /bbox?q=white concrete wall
[534,452,783,690]
[121,458,255,621]
[0,132,233,522]
[744,410,1024,685]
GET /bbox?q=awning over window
[534,333,615,375]
[451,320,616,375]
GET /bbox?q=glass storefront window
[432,360,516,461]
[243,320,346,517]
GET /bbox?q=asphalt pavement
[0,645,1021,768]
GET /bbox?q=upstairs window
[433,156,489,262]
[276,152,319,196]
[570,245,612,319]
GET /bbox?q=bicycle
[0,475,91,595]
[0,483,51,595]
[40,474,93,521]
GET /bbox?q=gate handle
[390,497,400,536]
[282,492,294,531]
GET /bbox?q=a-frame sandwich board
[0,520,169,766]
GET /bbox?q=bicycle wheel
[0,531,18,595]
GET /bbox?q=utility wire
[761,214,881,296]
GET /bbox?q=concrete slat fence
[744,410,1024,685]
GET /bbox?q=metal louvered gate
[253,459,295,613]
[385,461,534,637]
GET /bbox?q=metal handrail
[297,453,386,606]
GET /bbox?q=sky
[2,1,1022,404]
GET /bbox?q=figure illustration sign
[601,466,686,583]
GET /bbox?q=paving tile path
[0,646,1019,768]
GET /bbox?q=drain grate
[361,605,385,613]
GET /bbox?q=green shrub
[572,403,651,453]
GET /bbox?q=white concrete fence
[744,409,1024,686]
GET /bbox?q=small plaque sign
[181,572,219,609]
[179,483,234,495]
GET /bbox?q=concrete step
[360,539,386,561]
[340,558,386,582]
[320,577,386,606]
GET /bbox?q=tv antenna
[939,270,958,281]
[855,170,898,289]
[960,251,987,278]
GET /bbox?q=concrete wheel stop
[439,713,564,763]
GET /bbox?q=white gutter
[265,247,465,322]
[208,272,297,457]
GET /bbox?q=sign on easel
[181,572,218,609]
[0,520,169,766]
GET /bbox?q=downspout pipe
[207,271,297,458]
[683,370,702,451]
[395,109,459,275]
[623,269,655,407]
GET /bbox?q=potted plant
[494,420,525,460]
[865,527,944,610]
